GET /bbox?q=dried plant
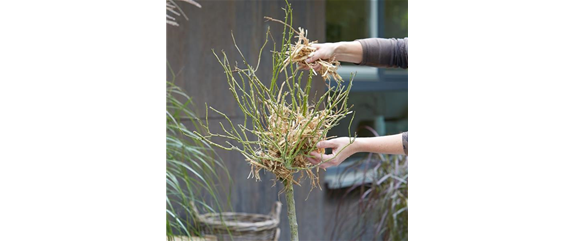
[166,0,201,26]
[194,2,355,240]
[264,16,343,81]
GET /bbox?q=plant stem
[284,180,299,241]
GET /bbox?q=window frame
[331,0,408,92]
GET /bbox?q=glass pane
[383,0,408,38]
[327,90,408,136]
[326,0,371,43]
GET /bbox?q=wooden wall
[166,1,371,240]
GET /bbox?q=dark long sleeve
[356,38,408,69]
[402,132,408,155]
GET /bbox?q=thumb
[317,140,337,149]
[306,54,319,63]
[306,45,322,63]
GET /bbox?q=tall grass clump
[166,2,234,239]
[166,66,233,240]
[166,0,201,26]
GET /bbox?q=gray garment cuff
[356,38,408,69]
[402,132,408,155]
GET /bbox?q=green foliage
[166,63,233,239]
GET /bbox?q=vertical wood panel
[168,1,335,240]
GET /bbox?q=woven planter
[167,235,217,241]
[191,201,281,241]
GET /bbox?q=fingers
[307,157,319,165]
[306,56,319,64]
[299,62,320,73]
[307,151,323,165]
[309,151,333,160]
[298,43,330,74]
[306,53,324,64]
[320,160,338,169]
[308,138,351,169]
[317,140,338,149]
[308,151,338,170]
[319,163,332,169]
[306,43,334,64]
[297,64,310,70]
[312,64,322,72]
[305,46,323,63]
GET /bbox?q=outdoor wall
[166,1,350,240]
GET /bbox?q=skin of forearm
[334,41,363,64]
[352,134,405,155]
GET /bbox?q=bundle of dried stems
[264,17,343,81]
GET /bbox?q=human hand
[297,43,338,72]
[307,137,357,169]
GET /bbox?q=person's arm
[302,38,408,70]
[357,38,408,68]
[355,134,405,155]
[307,132,408,169]
[302,41,363,71]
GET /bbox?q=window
[326,0,408,90]
[324,0,408,189]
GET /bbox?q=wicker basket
[167,235,218,241]
[191,201,281,241]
